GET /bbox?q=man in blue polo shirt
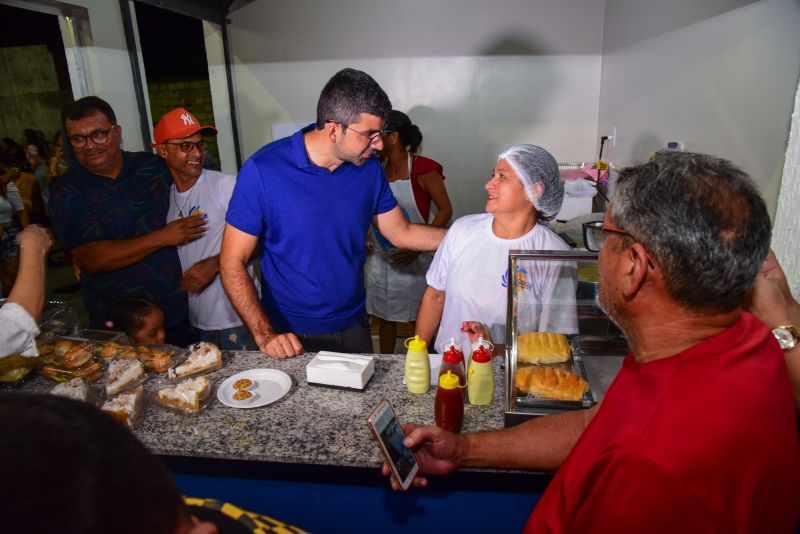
[48,96,206,345]
[221,69,446,358]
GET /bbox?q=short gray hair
[609,151,771,313]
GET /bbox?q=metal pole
[118,0,153,151]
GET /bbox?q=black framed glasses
[583,220,656,268]
[327,120,389,145]
[161,140,208,153]
[68,125,118,148]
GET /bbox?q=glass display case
[503,250,628,426]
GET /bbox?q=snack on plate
[101,386,143,428]
[168,342,222,380]
[50,377,89,402]
[517,332,571,364]
[40,360,103,383]
[515,366,588,401]
[106,359,145,397]
[232,389,253,401]
[155,377,211,414]
[233,378,253,390]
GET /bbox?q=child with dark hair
[106,298,166,345]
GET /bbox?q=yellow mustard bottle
[404,335,430,394]
[467,344,494,405]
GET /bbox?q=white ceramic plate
[217,369,292,409]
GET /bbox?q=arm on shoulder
[374,206,446,252]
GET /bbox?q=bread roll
[62,345,92,369]
[517,332,570,364]
[515,365,588,401]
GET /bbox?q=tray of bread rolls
[512,332,595,410]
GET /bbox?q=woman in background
[0,168,30,296]
[366,110,453,353]
[415,144,577,356]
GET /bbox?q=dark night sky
[134,2,209,81]
[0,2,208,82]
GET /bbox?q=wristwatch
[771,325,800,351]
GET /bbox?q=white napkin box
[306,351,375,390]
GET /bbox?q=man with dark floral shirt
[49,96,205,345]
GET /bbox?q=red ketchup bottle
[439,340,466,399]
[435,370,464,434]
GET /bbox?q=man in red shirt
[385,151,800,532]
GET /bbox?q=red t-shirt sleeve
[527,453,717,533]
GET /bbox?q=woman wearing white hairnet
[415,144,577,356]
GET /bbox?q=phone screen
[369,401,418,486]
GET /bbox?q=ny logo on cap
[180,113,196,126]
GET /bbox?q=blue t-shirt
[48,152,187,329]
[226,124,397,334]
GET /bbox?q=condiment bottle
[435,370,464,433]
[439,338,466,399]
[468,336,494,369]
[404,335,430,394]
[467,345,494,405]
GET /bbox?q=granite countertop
[7,352,506,469]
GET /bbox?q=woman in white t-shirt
[415,144,577,356]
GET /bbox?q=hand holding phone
[367,399,420,491]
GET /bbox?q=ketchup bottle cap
[472,345,492,363]
[442,345,464,364]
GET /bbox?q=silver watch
[772,325,800,351]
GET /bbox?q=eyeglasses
[68,125,118,148]
[328,121,389,146]
[583,220,656,268]
[161,140,208,153]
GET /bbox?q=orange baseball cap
[152,107,217,145]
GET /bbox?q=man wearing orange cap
[49,97,204,345]
[154,108,258,349]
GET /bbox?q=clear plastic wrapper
[133,344,183,374]
[37,337,93,367]
[100,386,144,429]
[37,301,82,338]
[0,354,39,386]
[167,341,222,381]
[36,337,104,383]
[104,359,147,397]
[49,377,102,404]
[96,341,182,374]
[151,375,215,415]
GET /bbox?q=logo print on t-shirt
[187,205,206,219]
[501,267,533,292]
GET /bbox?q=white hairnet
[497,144,563,220]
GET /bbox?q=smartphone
[367,399,420,491]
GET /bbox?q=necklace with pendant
[173,186,192,218]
